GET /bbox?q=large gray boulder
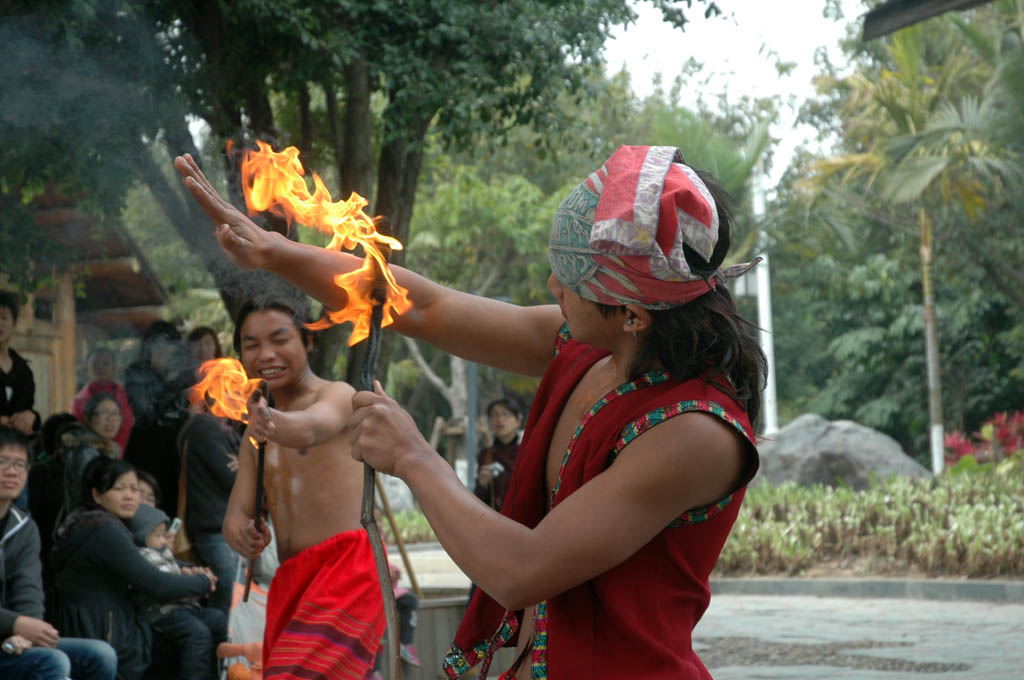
[755,413,931,490]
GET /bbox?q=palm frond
[882,156,950,203]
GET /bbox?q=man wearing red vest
[176,145,765,679]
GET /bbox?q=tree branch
[402,336,452,402]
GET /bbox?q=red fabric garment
[445,332,758,679]
[70,380,134,453]
[263,529,385,680]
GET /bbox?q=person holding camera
[473,398,523,511]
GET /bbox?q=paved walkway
[394,544,1024,679]
[697,594,1024,679]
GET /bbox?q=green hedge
[385,459,1024,579]
[717,458,1024,578]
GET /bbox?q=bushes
[381,509,437,545]
[383,455,1024,580]
[717,458,1024,578]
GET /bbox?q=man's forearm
[398,449,533,607]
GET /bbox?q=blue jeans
[192,531,241,614]
[0,637,117,680]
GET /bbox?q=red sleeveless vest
[444,331,759,679]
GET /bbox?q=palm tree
[809,17,1023,474]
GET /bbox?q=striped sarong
[264,529,385,679]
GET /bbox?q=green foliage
[380,509,437,545]
[717,465,1024,577]
[407,162,555,304]
[771,3,1024,455]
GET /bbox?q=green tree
[808,17,1023,473]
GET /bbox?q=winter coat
[179,413,239,535]
[0,505,44,637]
[0,348,40,431]
[51,506,210,680]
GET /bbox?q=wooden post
[375,476,423,599]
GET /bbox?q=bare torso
[512,355,622,677]
[260,384,365,563]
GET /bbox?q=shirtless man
[177,145,763,679]
[224,297,384,679]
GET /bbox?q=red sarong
[264,529,385,679]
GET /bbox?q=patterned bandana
[549,145,755,309]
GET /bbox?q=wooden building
[4,192,168,422]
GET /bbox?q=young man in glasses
[0,425,118,680]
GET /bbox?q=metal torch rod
[243,384,272,602]
[359,296,402,680]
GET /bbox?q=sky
[603,0,867,188]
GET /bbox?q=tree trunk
[324,81,346,191]
[298,83,314,170]
[245,89,275,140]
[341,59,374,197]
[135,140,249,317]
[314,62,378,379]
[374,110,432,267]
[920,209,944,475]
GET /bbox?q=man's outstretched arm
[350,383,748,611]
[245,381,353,451]
[174,153,564,377]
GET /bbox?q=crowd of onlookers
[0,290,242,680]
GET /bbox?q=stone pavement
[394,544,1024,679]
[696,594,1024,679]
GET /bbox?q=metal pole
[753,163,779,434]
[465,361,478,489]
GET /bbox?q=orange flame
[238,141,412,344]
[190,358,263,423]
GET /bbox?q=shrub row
[717,458,1024,578]
[382,458,1024,579]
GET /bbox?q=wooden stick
[375,475,423,599]
[243,383,272,603]
[357,229,401,680]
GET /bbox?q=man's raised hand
[172,153,274,270]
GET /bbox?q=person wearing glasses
[70,348,134,453]
[82,394,125,459]
[0,425,118,680]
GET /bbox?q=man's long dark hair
[600,171,767,426]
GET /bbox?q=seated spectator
[26,413,80,618]
[187,327,223,364]
[128,504,226,680]
[70,348,134,453]
[178,410,241,614]
[50,420,117,545]
[0,425,118,680]
[136,469,161,509]
[82,393,125,459]
[51,456,213,680]
[0,291,40,436]
[126,321,196,516]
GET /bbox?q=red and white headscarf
[549,145,757,309]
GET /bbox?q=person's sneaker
[400,643,423,667]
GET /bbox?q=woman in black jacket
[51,457,212,680]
